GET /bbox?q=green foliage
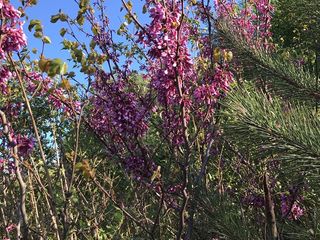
[218,21,320,104]
[215,2,320,238]
[28,19,43,38]
[222,83,320,169]
[272,0,320,56]
[50,12,68,23]
[198,194,261,240]
[38,56,68,77]
[28,19,41,32]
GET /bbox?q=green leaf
[33,31,43,38]
[50,14,60,23]
[50,58,63,67]
[28,19,41,32]
[46,58,67,77]
[42,36,51,44]
[38,56,50,72]
[28,0,37,5]
[79,0,89,8]
[74,49,84,63]
[59,28,67,37]
[126,1,133,11]
[67,71,76,78]
[142,4,147,14]
[61,78,71,90]
[59,13,68,22]
[62,40,72,50]
[60,62,68,75]
[76,13,85,25]
[51,13,68,23]
[34,24,43,33]
[89,40,96,49]
[91,25,100,36]
[75,162,83,170]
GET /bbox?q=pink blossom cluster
[87,3,159,182]
[151,183,182,210]
[88,1,149,141]
[124,156,156,181]
[16,134,35,157]
[1,70,79,134]
[0,66,12,94]
[0,158,5,172]
[0,125,35,173]
[167,183,183,194]
[0,135,34,174]
[5,224,16,233]
[0,223,16,240]
[0,157,15,175]
[194,65,233,107]
[88,1,234,181]
[90,71,149,140]
[138,1,234,145]
[1,1,78,115]
[281,193,304,220]
[18,71,79,115]
[138,1,196,145]
[191,4,235,122]
[0,0,27,58]
[27,71,80,116]
[215,0,274,49]
[0,2,81,177]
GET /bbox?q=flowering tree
[1,0,320,239]
[75,0,235,238]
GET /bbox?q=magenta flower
[281,193,304,220]
[5,223,16,233]
[0,66,12,94]
[215,0,274,50]
[16,135,35,157]
[0,1,27,58]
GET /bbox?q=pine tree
[215,1,320,238]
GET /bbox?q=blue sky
[10,0,149,84]
[12,0,147,64]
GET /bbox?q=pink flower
[291,203,304,220]
[0,66,12,94]
[0,158,5,171]
[281,193,304,220]
[216,0,274,49]
[16,135,35,157]
[5,224,16,233]
[90,71,149,139]
[0,1,27,58]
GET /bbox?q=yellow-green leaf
[42,36,51,44]
[60,28,67,37]
[28,19,41,32]
[61,78,71,90]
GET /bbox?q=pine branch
[221,84,320,171]
[218,21,320,103]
